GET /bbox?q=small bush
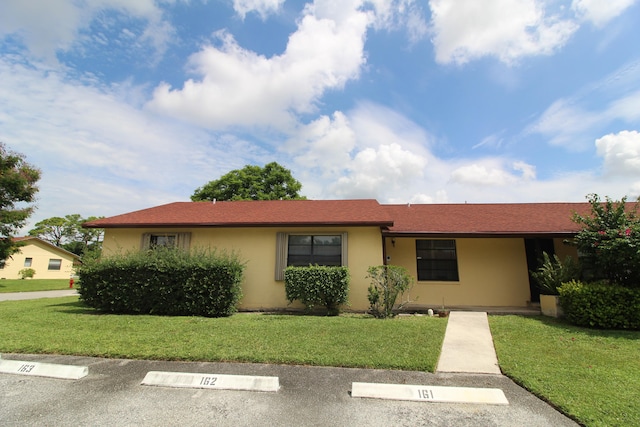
[530,252,580,295]
[19,268,35,279]
[284,265,349,316]
[78,247,245,317]
[367,265,414,319]
[558,280,640,329]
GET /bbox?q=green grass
[0,297,447,371]
[490,315,640,427]
[0,279,71,293]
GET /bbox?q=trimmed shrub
[284,265,350,316]
[366,265,414,319]
[78,247,244,317]
[558,280,640,330]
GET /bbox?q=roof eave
[86,221,395,229]
[382,231,579,238]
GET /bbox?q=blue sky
[1,0,640,230]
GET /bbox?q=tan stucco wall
[1,241,77,280]
[100,226,385,311]
[385,237,533,308]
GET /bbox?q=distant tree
[29,216,67,246]
[28,214,104,256]
[191,162,305,201]
[0,143,40,261]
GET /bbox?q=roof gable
[84,199,394,228]
[13,236,81,260]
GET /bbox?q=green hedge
[558,280,640,329]
[78,247,244,317]
[284,265,350,316]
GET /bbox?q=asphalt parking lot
[0,353,578,427]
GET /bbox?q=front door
[525,238,555,303]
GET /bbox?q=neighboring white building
[0,237,80,280]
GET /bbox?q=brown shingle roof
[83,199,637,236]
[382,203,593,236]
[83,199,394,228]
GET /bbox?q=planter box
[540,294,564,318]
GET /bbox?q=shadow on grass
[49,300,103,315]
[519,314,640,340]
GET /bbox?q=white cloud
[0,56,268,229]
[331,143,428,199]
[528,99,603,148]
[449,159,536,186]
[428,0,578,65]
[596,130,640,177]
[233,0,286,19]
[289,112,356,179]
[148,2,370,130]
[0,0,171,61]
[367,0,428,42]
[572,0,637,27]
[528,62,640,150]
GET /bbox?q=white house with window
[1,237,80,280]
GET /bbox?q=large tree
[28,214,104,256]
[191,162,305,201]
[0,143,40,261]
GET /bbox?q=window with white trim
[24,257,32,267]
[275,232,347,280]
[416,239,459,281]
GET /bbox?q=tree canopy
[0,143,40,260]
[191,162,305,201]
[29,214,104,257]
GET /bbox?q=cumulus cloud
[289,112,356,179]
[331,143,428,199]
[572,0,637,27]
[428,0,578,65]
[148,2,370,130]
[0,56,266,227]
[0,0,171,61]
[596,130,640,176]
[285,102,432,201]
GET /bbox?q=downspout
[381,231,388,266]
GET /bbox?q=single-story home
[1,236,80,280]
[83,199,590,312]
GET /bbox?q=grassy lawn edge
[490,315,640,427]
[0,296,447,372]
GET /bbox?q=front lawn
[0,296,447,371]
[0,279,71,293]
[490,315,640,427]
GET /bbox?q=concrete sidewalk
[437,311,502,375]
[0,289,78,301]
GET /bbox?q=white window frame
[275,232,348,281]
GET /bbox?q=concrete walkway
[437,311,502,375]
[0,289,78,301]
